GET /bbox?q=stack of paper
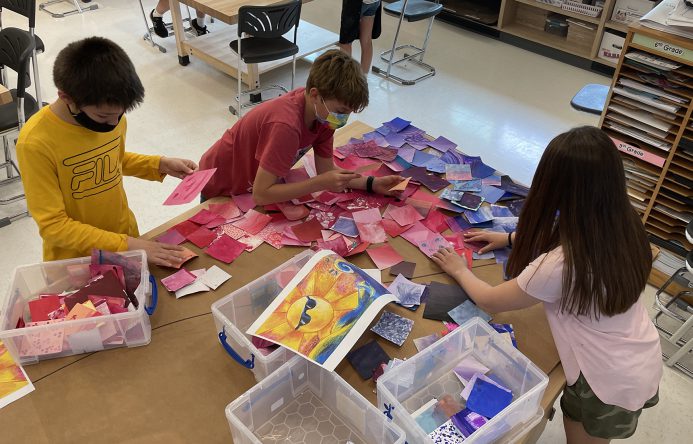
[640,0,693,39]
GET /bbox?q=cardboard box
[599,30,626,62]
[611,0,656,24]
[0,84,12,105]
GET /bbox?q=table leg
[168,0,189,66]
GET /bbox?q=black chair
[229,0,301,116]
[0,27,38,223]
[372,0,443,85]
[0,0,44,106]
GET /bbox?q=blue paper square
[448,300,492,325]
[383,117,411,133]
[466,379,513,418]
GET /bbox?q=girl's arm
[431,247,540,314]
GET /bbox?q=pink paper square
[388,204,425,227]
[163,168,217,205]
[355,222,387,244]
[419,232,451,257]
[382,219,413,238]
[291,218,324,242]
[208,200,242,220]
[352,208,382,224]
[276,202,310,221]
[366,244,404,270]
[239,235,264,252]
[232,194,257,213]
[156,229,186,245]
[161,268,197,292]
[204,235,247,264]
[187,226,217,248]
[218,223,248,240]
[188,209,218,225]
[232,209,272,235]
[401,221,434,246]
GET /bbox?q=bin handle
[145,274,158,316]
[218,327,255,369]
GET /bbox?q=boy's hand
[432,246,468,279]
[159,157,198,179]
[128,237,186,268]
[318,169,361,192]
[372,175,404,197]
[464,231,509,254]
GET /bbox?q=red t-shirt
[199,88,334,197]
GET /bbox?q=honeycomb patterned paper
[254,390,366,444]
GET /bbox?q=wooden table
[169,0,339,88]
[0,122,565,443]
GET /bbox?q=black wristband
[508,232,513,248]
[366,176,375,194]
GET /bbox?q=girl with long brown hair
[432,126,661,443]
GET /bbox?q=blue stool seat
[571,84,609,115]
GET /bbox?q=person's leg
[150,0,170,38]
[564,416,611,444]
[358,16,375,74]
[338,43,353,57]
[192,10,209,36]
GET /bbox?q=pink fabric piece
[204,235,247,264]
[232,193,257,212]
[161,268,197,292]
[388,204,425,227]
[355,222,387,244]
[516,247,662,411]
[316,236,350,257]
[164,169,217,205]
[401,221,435,246]
[366,244,404,270]
[232,209,272,235]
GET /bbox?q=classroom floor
[0,0,690,442]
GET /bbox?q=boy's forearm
[347,176,368,190]
[253,177,324,205]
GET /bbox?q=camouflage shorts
[560,373,659,440]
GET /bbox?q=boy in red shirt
[199,49,401,205]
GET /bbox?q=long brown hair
[506,126,651,318]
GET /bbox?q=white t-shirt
[516,247,662,411]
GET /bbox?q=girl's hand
[160,157,198,179]
[464,231,509,254]
[432,247,468,278]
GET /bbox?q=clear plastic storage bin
[377,318,548,444]
[0,250,156,365]
[226,355,406,444]
[212,250,315,382]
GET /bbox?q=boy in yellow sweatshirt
[17,37,197,267]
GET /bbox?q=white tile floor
[0,1,690,442]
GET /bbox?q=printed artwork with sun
[251,252,395,368]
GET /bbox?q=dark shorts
[362,1,380,17]
[561,373,659,440]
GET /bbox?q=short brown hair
[53,37,144,111]
[306,49,368,112]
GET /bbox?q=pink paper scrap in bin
[163,168,216,205]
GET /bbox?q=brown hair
[506,126,651,318]
[306,49,368,112]
[53,37,144,111]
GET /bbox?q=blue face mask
[315,97,350,130]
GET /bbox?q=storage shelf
[514,0,601,25]
[503,23,593,58]
[605,20,628,33]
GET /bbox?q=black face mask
[70,108,123,133]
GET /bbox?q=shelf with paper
[656,194,692,216]
[605,108,679,141]
[610,95,683,126]
[618,69,693,102]
[607,129,669,169]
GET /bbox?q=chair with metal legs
[137,0,195,53]
[0,0,44,107]
[0,28,38,225]
[39,0,97,18]
[653,220,693,377]
[372,0,443,85]
[229,0,301,116]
